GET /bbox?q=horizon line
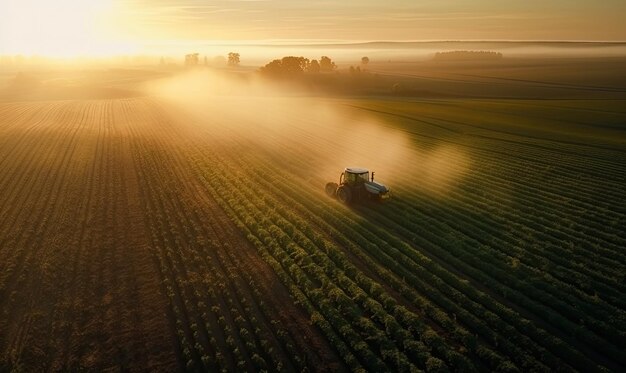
[2,39,625,60]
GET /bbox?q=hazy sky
[113,0,626,41]
[1,0,625,56]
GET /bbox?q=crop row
[184,106,614,366]
[183,142,538,371]
[238,151,593,371]
[121,99,322,372]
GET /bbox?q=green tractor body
[325,167,390,204]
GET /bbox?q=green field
[1,58,625,371]
[186,94,626,371]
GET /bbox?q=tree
[184,53,199,67]
[308,59,320,73]
[361,56,370,65]
[319,56,336,72]
[228,52,240,67]
[260,59,283,75]
[282,56,309,73]
[260,56,309,76]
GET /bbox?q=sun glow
[0,0,136,57]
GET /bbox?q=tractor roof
[345,167,369,174]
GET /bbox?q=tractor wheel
[336,186,352,204]
[325,182,338,198]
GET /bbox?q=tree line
[182,52,240,67]
[260,56,336,75]
[180,52,373,75]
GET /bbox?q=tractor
[325,167,390,204]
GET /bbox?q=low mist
[144,69,470,198]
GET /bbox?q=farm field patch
[0,65,625,371]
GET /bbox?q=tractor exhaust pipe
[371,172,375,182]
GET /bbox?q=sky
[1,0,625,57]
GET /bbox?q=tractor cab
[341,167,370,186]
[326,167,390,204]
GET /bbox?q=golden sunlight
[0,0,625,371]
[0,0,136,57]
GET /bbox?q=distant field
[0,58,625,371]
